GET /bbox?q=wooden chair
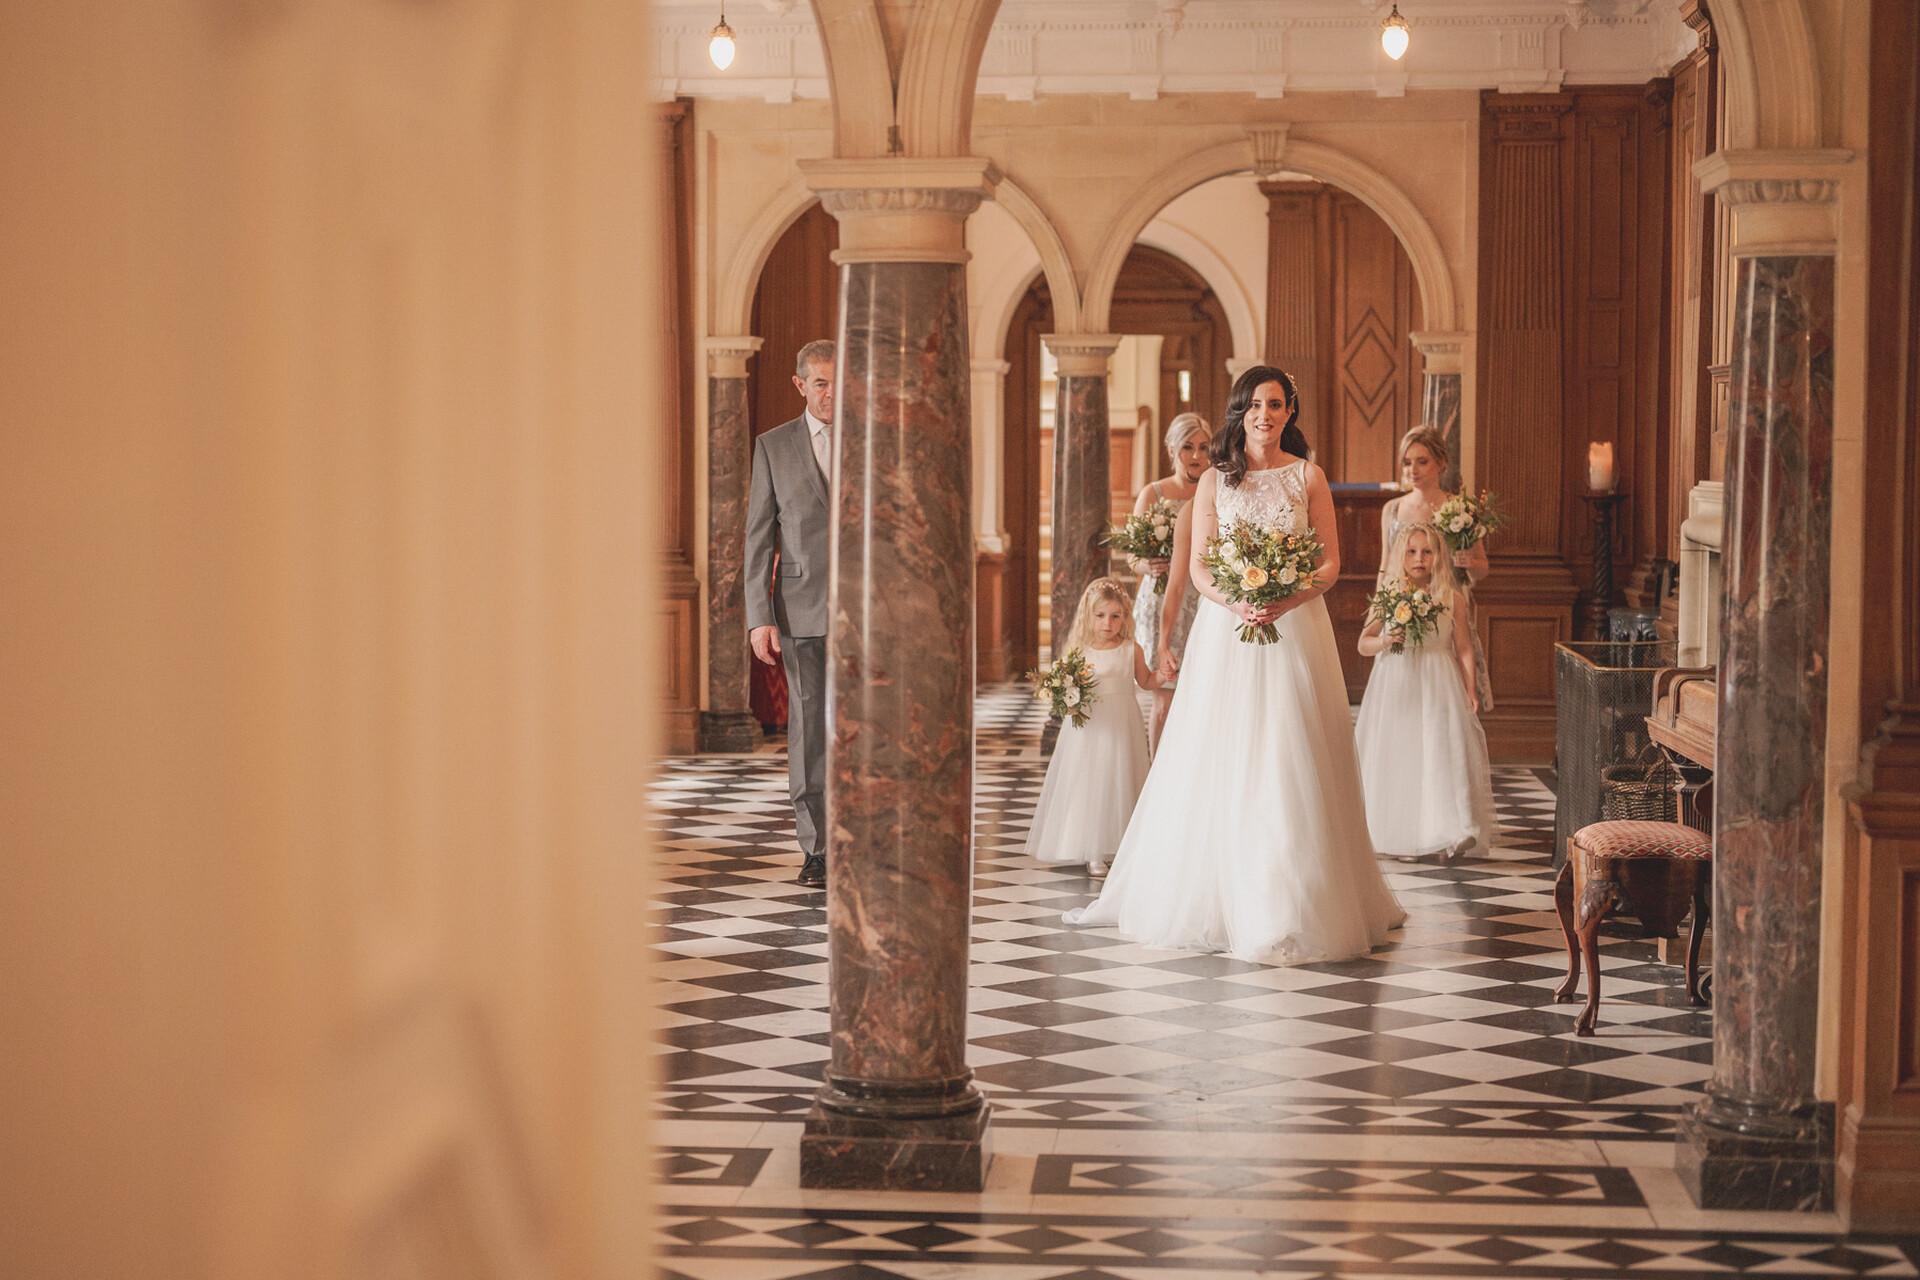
[1554,820,1712,1036]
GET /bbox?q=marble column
[699,336,765,753]
[1044,334,1122,654]
[796,158,996,1191]
[1411,331,1466,492]
[1676,248,1837,1210]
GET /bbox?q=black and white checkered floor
[651,687,1918,1280]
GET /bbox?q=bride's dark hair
[1210,365,1310,487]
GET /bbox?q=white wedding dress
[1063,461,1406,964]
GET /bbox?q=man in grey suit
[746,339,835,887]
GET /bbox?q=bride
[1064,366,1405,964]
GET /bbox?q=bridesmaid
[1125,412,1211,751]
[1378,426,1494,712]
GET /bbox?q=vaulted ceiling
[653,0,1694,103]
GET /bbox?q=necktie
[811,426,830,479]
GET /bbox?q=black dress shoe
[796,854,827,887]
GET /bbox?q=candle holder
[1579,492,1625,640]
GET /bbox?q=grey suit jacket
[744,415,831,638]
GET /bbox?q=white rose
[1152,522,1169,538]
[1063,687,1080,707]
[1278,565,1298,585]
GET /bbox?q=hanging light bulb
[1380,3,1410,60]
[709,8,737,70]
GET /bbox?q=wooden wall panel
[1260,183,1420,483]
[1480,102,1569,560]
[1660,9,1719,630]
[1262,181,1328,450]
[1564,90,1660,611]
[661,101,700,751]
[1838,0,1920,1231]
[1475,87,1674,761]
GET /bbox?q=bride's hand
[1158,644,1178,677]
[1235,600,1281,626]
[1270,593,1313,621]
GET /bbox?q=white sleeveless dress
[1024,641,1153,867]
[1353,609,1498,858]
[1064,462,1406,964]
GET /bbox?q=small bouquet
[1367,584,1446,654]
[1432,489,1510,553]
[1200,520,1323,644]
[1029,648,1099,728]
[1107,499,1180,594]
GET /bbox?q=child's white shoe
[1087,860,1108,879]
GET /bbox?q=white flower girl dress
[1024,641,1152,869]
[1353,609,1497,859]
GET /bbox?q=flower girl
[1354,522,1497,860]
[1026,578,1160,876]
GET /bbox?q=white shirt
[805,410,831,480]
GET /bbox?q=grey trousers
[780,634,828,859]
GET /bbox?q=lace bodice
[1216,461,1310,532]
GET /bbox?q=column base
[801,1098,992,1192]
[698,710,762,754]
[1677,1098,1834,1211]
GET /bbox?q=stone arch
[897,0,1003,158]
[991,175,1081,336]
[806,0,895,158]
[712,177,817,339]
[1707,0,1823,150]
[1080,137,1458,339]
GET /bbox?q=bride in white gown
[1064,366,1405,964]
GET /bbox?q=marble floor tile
[648,686,1913,1280]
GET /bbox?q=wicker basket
[1600,746,1680,823]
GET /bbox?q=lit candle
[1588,441,1615,493]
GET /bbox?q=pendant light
[1380,4,1410,60]
[709,6,737,70]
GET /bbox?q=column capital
[704,335,764,379]
[1225,356,1263,381]
[1694,148,1856,257]
[1409,330,1467,374]
[798,157,999,266]
[970,357,1012,378]
[1043,333,1123,378]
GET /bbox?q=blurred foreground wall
[0,4,662,1276]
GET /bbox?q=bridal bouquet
[1029,648,1098,728]
[1432,489,1510,552]
[1367,584,1446,654]
[1107,499,1180,594]
[1201,520,1323,644]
